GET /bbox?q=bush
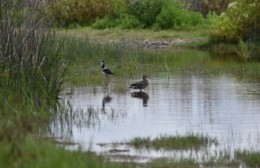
[49,0,114,26]
[209,0,260,42]
[200,0,232,15]
[127,0,165,28]
[155,0,204,30]
[92,14,140,29]
[118,13,141,29]
[92,17,118,29]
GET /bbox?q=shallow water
[49,74,260,161]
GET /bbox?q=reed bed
[62,36,260,86]
[129,135,217,150]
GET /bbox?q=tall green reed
[61,36,214,85]
[0,1,69,110]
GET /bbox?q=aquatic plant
[129,134,217,150]
[236,151,260,167]
[235,38,253,62]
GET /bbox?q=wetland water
[49,74,260,161]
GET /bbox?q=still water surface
[49,74,260,161]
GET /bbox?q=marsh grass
[235,38,253,62]
[144,158,199,168]
[62,36,215,85]
[0,137,121,168]
[0,1,71,109]
[57,27,208,43]
[129,135,217,150]
[64,37,260,87]
[235,151,260,167]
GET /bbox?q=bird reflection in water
[102,79,112,112]
[101,94,112,112]
[130,91,149,107]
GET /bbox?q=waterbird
[130,75,149,92]
[99,60,114,79]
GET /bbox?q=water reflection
[101,79,113,112]
[130,91,149,107]
[102,95,113,112]
[48,74,260,162]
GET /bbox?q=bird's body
[130,75,149,92]
[102,67,114,75]
[99,60,114,79]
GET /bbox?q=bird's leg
[106,75,111,82]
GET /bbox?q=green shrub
[92,14,140,29]
[209,0,260,42]
[49,0,114,26]
[92,17,118,29]
[117,13,141,29]
[128,0,165,28]
[155,0,204,30]
[200,0,232,15]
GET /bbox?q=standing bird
[99,60,114,80]
[130,75,149,92]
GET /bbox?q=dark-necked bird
[99,60,114,79]
[130,75,149,92]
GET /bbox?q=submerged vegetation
[236,151,260,167]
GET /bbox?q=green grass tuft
[0,137,121,168]
[129,135,216,150]
[236,151,260,167]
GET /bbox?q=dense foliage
[184,0,232,15]
[209,0,260,42]
[155,0,204,29]
[49,0,260,44]
[94,0,205,30]
[49,0,114,26]
[49,0,205,30]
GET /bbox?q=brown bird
[130,75,149,92]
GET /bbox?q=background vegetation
[49,0,260,43]
[209,0,260,42]
[50,0,205,30]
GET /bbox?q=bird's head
[99,60,105,66]
[143,75,148,79]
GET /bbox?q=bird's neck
[143,78,149,84]
[101,63,105,69]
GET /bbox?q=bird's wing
[130,81,144,89]
[103,68,114,74]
